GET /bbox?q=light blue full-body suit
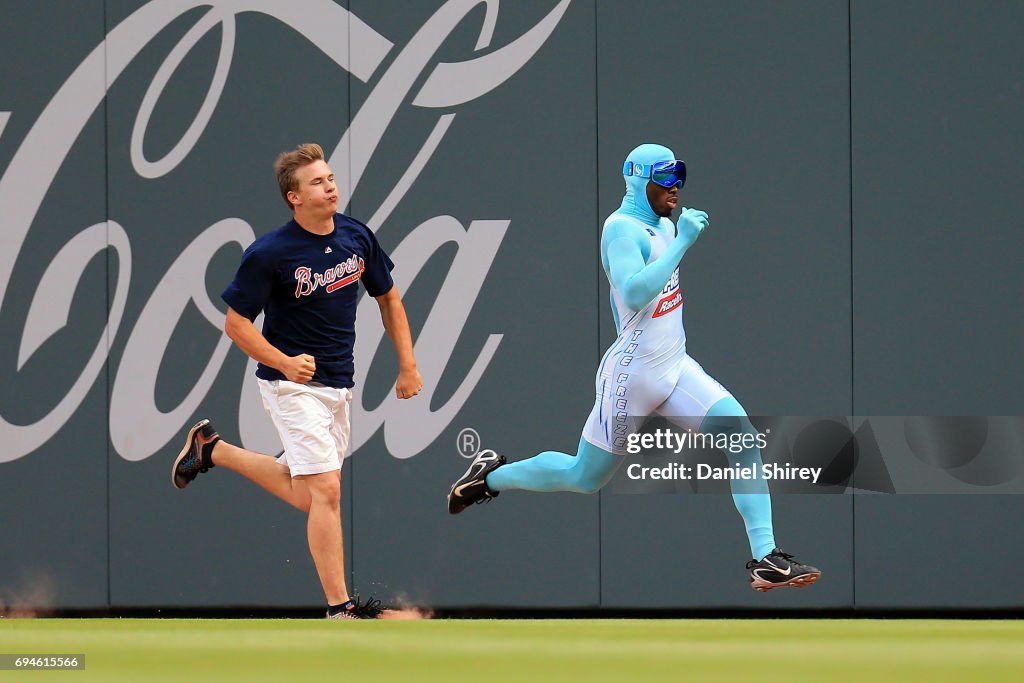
[486,144,776,561]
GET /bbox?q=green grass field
[2,618,1022,681]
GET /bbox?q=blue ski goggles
[622,159,687,188]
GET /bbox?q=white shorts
[257,379,352,477]
[582,353,731,455]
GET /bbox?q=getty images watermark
[608,416,1024,495]
[623,428,822,484]
[453,417,1024,494]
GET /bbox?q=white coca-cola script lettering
[0,0,572,462]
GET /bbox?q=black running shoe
[172,419,219,490]
[746,548,821,592]
[447,449,506,514]
[326,596,384,620]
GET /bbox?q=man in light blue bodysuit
[448,144,820,591]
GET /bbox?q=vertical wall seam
[592,0,603,610]
[848,0,857,611]
[347,0,355,592]
[103,0,112,611]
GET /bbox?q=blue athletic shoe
[172,419,219,489]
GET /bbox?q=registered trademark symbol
[457,427,481,458]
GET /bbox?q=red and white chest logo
[294,255,364,298]
[652,268,683,318]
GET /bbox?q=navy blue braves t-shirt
[221,213,394,388]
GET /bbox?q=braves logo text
[295,257,365,297]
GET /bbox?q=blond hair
[274,143,325,210]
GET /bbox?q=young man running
[173,143,422,618]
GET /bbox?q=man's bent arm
[224,307,315,383]
[374,286,422,399]
[603,221,688,312]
